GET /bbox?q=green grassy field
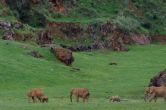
[0,39,166,110]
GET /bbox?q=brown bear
[27,88,44,103]
[70,88,90,102]
[41,96,49,103]
[110,96,121,102]
[144,86,166,102]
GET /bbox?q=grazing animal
[41,96,49,103]
[27,88,44,103]
[70,88,90,102]
[110,96,121,102]
[144,86,166,102]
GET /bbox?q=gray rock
[0,21,12,30]
[2,31,14,40]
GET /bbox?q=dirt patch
[152,35,166,43]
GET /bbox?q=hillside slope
[1,0,166,34]
[0,0,166,110]
[0,39,166,109]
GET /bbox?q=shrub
[5,0,46,27]
[74,6,97,18]
[113,15,141,31]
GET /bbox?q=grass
[0,39,166,110]
[0,1,166,109]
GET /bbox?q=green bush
[5,0,46,27]
[113,15,141,31]
[74,6,98,18]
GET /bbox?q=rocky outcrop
[110,28,129,51]
[37,30,53,46]
[49,0,65,12]
[130,33,151,45]
[152,35,166,43]
[51,47,74,66]
[48,22,83,39]
[0,21,12,30]
[0,21,24,31]
[2,31,14,40]
[2,30,33,41]
[13,22,24,29]
[47,21,151,52]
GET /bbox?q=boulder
[37,30,53,46]
[51,47,74,66]
[0,21,12,30]
[0,21,24,30]
[2,31,14,40]
[48,22,83,39]
[13,22,24,29]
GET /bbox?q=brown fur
[148,69,166,87]
[27,88,44,103]
[110,96,121,102]
[144,87,151,102]
[70,88,90,102]
[51,47,74,66]
[41,96,49,103]
[144,86,166,102]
